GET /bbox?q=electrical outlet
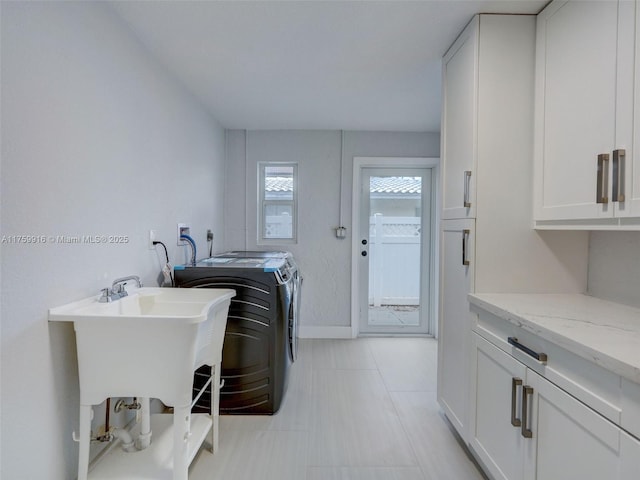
[148,230,156,250]
[207,229,214,241]
[177,223,190,245]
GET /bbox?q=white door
[356,165,433,335]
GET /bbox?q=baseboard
[298,326,354,339]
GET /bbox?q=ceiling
[110,1,548,132]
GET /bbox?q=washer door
[288,276,300,362]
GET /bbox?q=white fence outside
[368,214,421,306]
[265,214,293,239]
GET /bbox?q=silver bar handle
[612,149,626,202]
[508,337,548,363]
[521,385,534,438]
[462,229,470,266]
[511,377,522,427]
[463,171,472,208]
[596,153,609,204]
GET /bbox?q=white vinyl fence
[368,214,421,306]
[265,214,293,239]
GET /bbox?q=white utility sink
[50,287,235,480]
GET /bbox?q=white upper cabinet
[629,2,640,221]
[534,0,640,229]
[441,18,478,220]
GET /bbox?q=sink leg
[173,405,190,480]
[211,364,221,454]
[77,404,92,480]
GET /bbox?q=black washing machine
[174,251,300,414]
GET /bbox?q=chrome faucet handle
[112,283,127,297]
[98,288,113,303]
[110,275,142,299]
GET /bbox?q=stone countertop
[468,293,640,384]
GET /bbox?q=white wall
[1,3,226,478]
[224,130,439,336]
[588,231,640,308]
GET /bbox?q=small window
[258,163,297,243]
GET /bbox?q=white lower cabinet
[621,432,640,477]
[437,219,475,440]
[470,333,526,480]
[471,333,640,480]
[525,369,622,480]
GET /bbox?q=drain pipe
[103,398,136,452]
[108,397,151,451]
[112,428,136,453]
[136,397,152,450]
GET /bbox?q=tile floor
[189,338,486,480]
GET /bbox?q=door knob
[361,251,367,257]
[361,239,368,245]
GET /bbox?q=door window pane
[368,175,422,327]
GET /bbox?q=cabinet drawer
[472,304,623,426]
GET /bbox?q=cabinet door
[534,0,621,221]
[441,17,477,220]
[523,369,622,480]
[470,334,527,480]
[610,0,640,221]
[620,431,640,479]
[437,219,474,440]
[621,2,640,218]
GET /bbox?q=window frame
[258,162,298,244]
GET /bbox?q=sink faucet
[98,276,143,302]
[111,275,142,298]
